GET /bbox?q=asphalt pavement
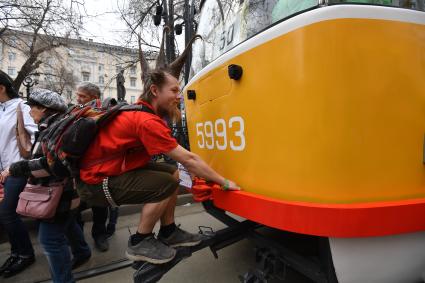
[0,198,312,283]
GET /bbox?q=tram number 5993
[195,117,245,151]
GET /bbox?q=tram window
[328,0,425,11]
[190,0,242,78]
[331,0,392,3]
[189,0,424,80]
[243,0,276,38]
[271,0,318,24]
[189,0,321,79]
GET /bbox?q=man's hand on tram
[222,179,241,191]
[167,145,242,191]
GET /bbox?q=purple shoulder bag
[16,182,64,219]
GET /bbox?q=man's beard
[158,103,181,123]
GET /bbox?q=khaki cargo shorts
[76,162,179,207]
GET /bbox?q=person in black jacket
[3,89,91,283]
[74,82,119,252]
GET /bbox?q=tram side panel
[185,5,425,283]
[185,11,425,208]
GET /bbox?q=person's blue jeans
[38,214,91,283]
[0,176,34,257]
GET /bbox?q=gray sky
[80,0,186,51]
[80,0,127,45]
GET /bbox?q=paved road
[0,201,313,283]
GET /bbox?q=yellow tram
[184,1,425,282]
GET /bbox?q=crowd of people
[0,68,239,283]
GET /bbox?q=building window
[98,75,104,84]
[131,96,135,103]
[67,48,76,56]
[130,66,136,75]
[8,52,16,62]
[130,78,136,87]
[98,64,104,72]
[9,36,17,47]
[82,72,90,82]
[45,57,53,73]
[7,67,16,76]
[81,63,90,73]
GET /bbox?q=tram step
[132,235,213,283]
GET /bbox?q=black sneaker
[125,235,176,264]
[94,235,109,252]
[0,255,18,275]
[158,227,202,248]
[71,253,91,270]
[2,256,35,278]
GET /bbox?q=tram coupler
[239,247,287,283]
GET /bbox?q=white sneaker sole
[125,251,176,264]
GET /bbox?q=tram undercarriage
[132,200,339,283]
[30,198,425,283]
[34,200,336,283]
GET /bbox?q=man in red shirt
[77,69,239,264]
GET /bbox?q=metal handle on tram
[187,90,196,100]
[228,64,243,80]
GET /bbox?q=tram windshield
[329,0,425,9]
[189,0,425,79]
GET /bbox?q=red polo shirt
[79,101,178,184]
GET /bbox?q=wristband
[222,179,230,191]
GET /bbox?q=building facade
[0,31,149,104]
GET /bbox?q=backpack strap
[79,150,127,169]
[96,104,155,126]
[118,104,155,115]
[79,147,145,169]
[79,105,155,170]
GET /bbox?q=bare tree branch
[0,0,84,90]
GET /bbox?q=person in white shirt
[0,70,37,278]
